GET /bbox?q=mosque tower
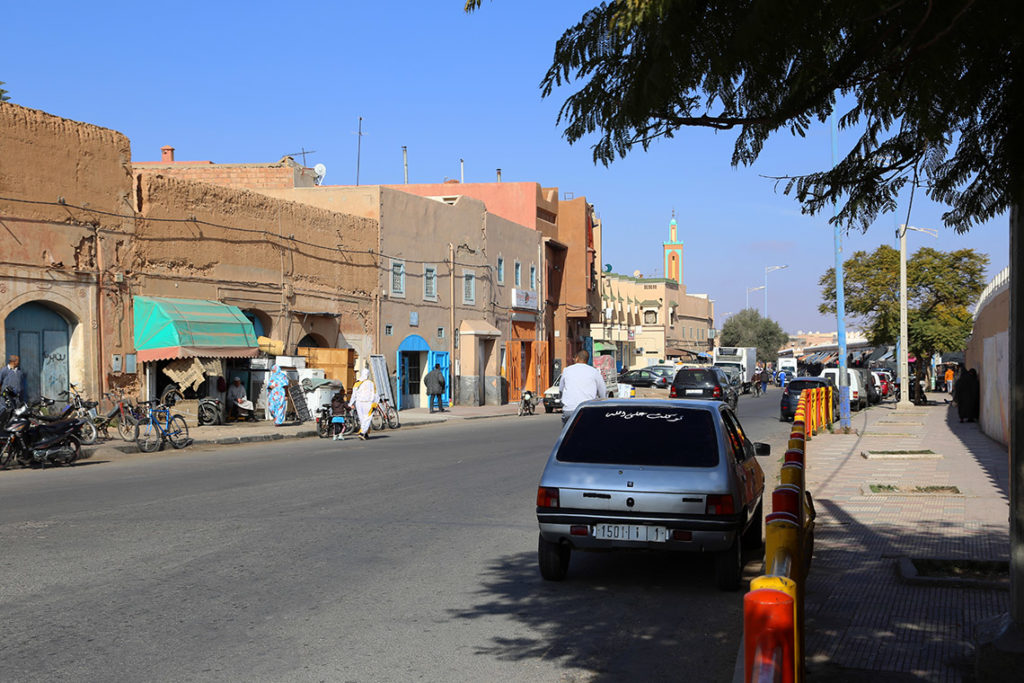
[663,211,684,286]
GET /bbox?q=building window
[530,264,536,289]
[423,265,437,301]
[390,259,406,297]
[514,261,522,287]
[497,257,505,284]
[644,310,657,325]
[437,327,445,339]
[385,324,393,336]
[463,271,476,305]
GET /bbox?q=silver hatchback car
[536,398,769,590]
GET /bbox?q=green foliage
[0,81,10,102]
[718,308,789,363]
[466,1,1022,232]
[818,245,988,355]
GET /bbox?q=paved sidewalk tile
[801,396,1010,681]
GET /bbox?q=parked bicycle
[135,399,191,452]
[92,392,147,441]
[370,396,400,430]
[316,402,358,439]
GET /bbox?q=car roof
[581,397,722,411]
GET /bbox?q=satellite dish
[633,269,642,278]
[314,163,327,185]
[603,264,612,273]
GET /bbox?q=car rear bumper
[537,510,743,553]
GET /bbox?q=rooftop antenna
[402,146,409,184]
[460,158,464,183]
[353,117,365,186]
[284,147,317,166]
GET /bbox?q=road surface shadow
[449,548,759,682]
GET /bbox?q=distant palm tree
[0,81,10,102]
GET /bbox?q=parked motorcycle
[198,397,224,426]
[1,390,84,469]
[518,389,536,416]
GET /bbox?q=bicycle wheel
[77,418,98,446]
[136,421,162,453]
[167,415,191,449]
[342,413,358,436]
[385,404,400,429]
[116,412,138,441]
[371,407,384,431]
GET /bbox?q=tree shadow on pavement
[448,548,757,682]
[805,496,1008,682]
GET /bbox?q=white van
[818,367,865,410]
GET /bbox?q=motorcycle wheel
[198,402,220,427]
[160,386,184,408]
[371,408,384,431]
[78,419,98,446]
[0,438,16,469]
[385,405,400,429]
[117,414,138,441]
[62,436,81,466]
[317,415,331,438]
[167,415,191,449]
[137,422,162,453]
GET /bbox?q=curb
[896,557,1009,591]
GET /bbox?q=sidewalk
[84,401,521,458]
[800,393,1011,681]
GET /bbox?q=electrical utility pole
[355,117,364,186]
[831,111,851,431]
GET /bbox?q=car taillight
[669,385,677,398]
[705,494,735,515]
[537,487,560,508]
[853,390,859,399]
[712,386,721,398]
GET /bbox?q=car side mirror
[754,442,771,456]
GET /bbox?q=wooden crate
[297,347,357,389]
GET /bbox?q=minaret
[663,210,684,286]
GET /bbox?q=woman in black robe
[953,367,980,423]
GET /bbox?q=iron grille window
[463,272,476,304]
[390,260,405,296]
[530,264,536,289]
[514,261,522,287]
[497,257,504,284]
[424,265,437,300]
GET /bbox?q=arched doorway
[4,302,72,401]
[242,309,271,339]
[296,333,328,349]
[397,334,431,410]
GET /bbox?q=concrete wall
[966,285,1009,445]
[133,158,319,190]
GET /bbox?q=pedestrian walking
[266,364,289,426]
[944,365,955,394]
[349,368,376,440]
[558,350,607,425]
[760,367,769,395]
[952,364,980,423]
[424,363,446,413]
[0,355,25,401]
[330,387,347,441]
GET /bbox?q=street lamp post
[746,285,765,310]
[897,224,937,410]
[764,265,788,318]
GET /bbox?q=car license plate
[685,389,703,395]
[593,524,668,542]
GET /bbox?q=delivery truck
[713,346,757,393]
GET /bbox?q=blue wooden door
[5,302,70,401]
[427,351,450,406]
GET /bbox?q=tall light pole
[746,285,765,309]
[764,265,789,318]
[897,223,937,409]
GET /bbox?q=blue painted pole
[831,111,851,430]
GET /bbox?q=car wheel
[715,538,743,591]
[742,501,764,550]
[538,534,570,581]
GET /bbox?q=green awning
[594,341,617,352]
[133,296,258,362]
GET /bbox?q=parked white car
[818,367,866,410]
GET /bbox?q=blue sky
[3,1,1008,333]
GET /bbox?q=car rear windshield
[787,380,821,393]
[556,406,719,467]
[674,370,715,385]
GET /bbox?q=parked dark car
[669,367,738,410]
[779,376,838,422]
[618,368,670,389]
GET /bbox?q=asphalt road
[0,389,790,682]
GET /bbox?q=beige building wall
[965,270,1009,445]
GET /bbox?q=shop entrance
[4,302,72,401]
[397,334,430,410]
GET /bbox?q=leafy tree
[465,0,1022,232]
[718,308,788,364]
[818,245,988,356]
[0,81,10,102]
